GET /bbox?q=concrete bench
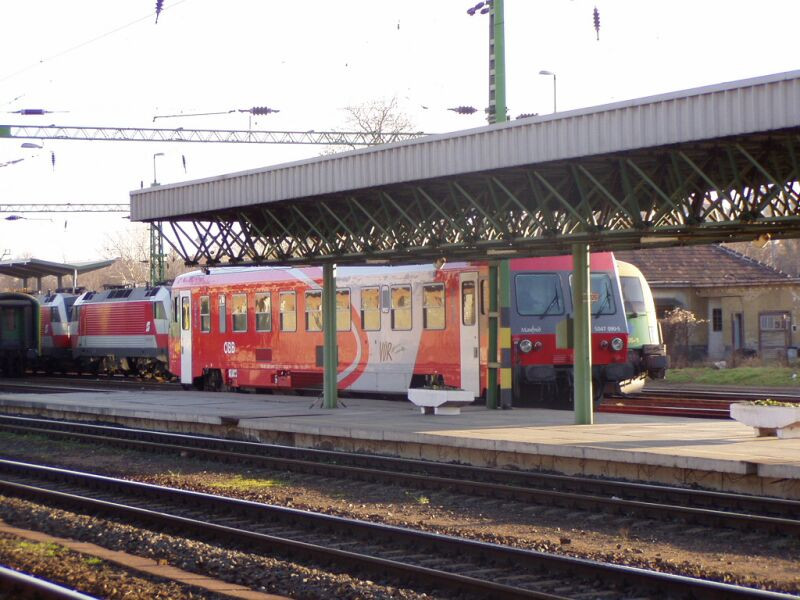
[407,388,475,415]
[730,403,800,439]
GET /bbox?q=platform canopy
[131,70,800,265]
[0,258,116,289]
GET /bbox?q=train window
[423,283,445,329]
[391,285,412,330]
[381,286,391,313]
[280,291,296,332]
[461,281,476,326]
[337,289,351,332]
[181,297,190,331]
[589,274,616,316]
[255,292,272,332]
[305,290,322,331]
[232,293,248,332]
[218,295,226,333]
[50,307,62,323]
[620,276,646,315]
[515,274,564,316]
[199,296,211,332]
[361,287,380,331]
[154,301,167,321]
[173,298,179,324]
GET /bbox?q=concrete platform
[1,386,799,500]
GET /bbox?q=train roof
[75,285,170,304]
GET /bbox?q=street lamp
[152,152,165,186]
[539,70,557,113]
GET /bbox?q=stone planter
[730,402,800,438]
[407,388,475,415]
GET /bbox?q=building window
[391,285,412,330]
[199,295,210,332]
[305,290,322,331]
[280,291,296,332]
[337,289,351,332]
[712,308,722,332]
[232,293,247,332]
[255,292,271,332]
[361,287,380,331]
[423,283,445,329]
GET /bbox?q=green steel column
[149,223,165,286]
[322,262,338,409]
[489,0,507,124]
[487,263,498,409]
[499,258,513,409]
[572,244,593,424]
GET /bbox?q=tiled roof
[614,245,799,287]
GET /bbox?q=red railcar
[170,264,490,395]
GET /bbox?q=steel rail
[0,415,798,532]
[0,564,98,599]
[0,459,792,600]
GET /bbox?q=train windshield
[620,276,646,315]
[515,274,564,316]
[589,274,616,316]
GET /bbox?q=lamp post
[539,70,557,113]
[152,152,165,186]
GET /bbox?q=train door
[459,272,480,397]
[179,291,192,384]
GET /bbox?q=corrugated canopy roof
[614,246,798,287]
[0,258,116,280]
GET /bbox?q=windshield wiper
[593,290,611,317]
[539,293,560,319]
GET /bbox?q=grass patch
[17,541,64,558]
[206,474,284,491]
[663,366,800,387]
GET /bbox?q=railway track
[0,457,791,600]
[599,387,800,419]
[0,564,96,599]
[1,415,798,537]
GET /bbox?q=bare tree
[99,227,150,286]
[661,307,706,367]
[322,96,416,154]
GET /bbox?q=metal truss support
[0,124,427,147]
[0,204,128,213]
[322,263,338,409]
[149,223,165,286]
[572,243,593,425]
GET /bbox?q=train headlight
[518,339,533,353]
[533,341,543,351]
[599,340,609,350]
[610,337,624,352]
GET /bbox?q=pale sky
[1,0,798,263]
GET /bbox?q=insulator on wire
[593,7,600,40]
[155,0,164,23]
[448,106,478,115]
[247,107,279,115]
[50,151,55,170]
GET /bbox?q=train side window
[361,287,380,331]
[232,293,248,332]
[337,289,351,331]
[50,306,61,323]
[154,301,167,321]
[255,292,272,332]
[218,295,226,333]
[305,290,322,331]
[423,283,445,329]
[280,291,296,332]
[181,297,190,331]
[462,281,476,326]
[173,298,179,324]
[391,285,412,330]
[199,295,211,332]
[480,279,489,315]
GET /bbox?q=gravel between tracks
[0,430,798,596]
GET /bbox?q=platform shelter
[0,258,116,293]
[131,70,800,424]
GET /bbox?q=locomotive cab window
[361,287,380,331]
[515,274,564,316]
[181,297,190,331]
[305,290,322,332]
[255,292,272,332]
[337,289,351,332]
[232,293,248,332]
[391,285,412,330]
[461,281,476,326]
[154,301,167,321]
[50,306,61,323]
[589,274,616,316]
[280,291,296,332]
[199,296,211,332]
[423,283,445,330]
